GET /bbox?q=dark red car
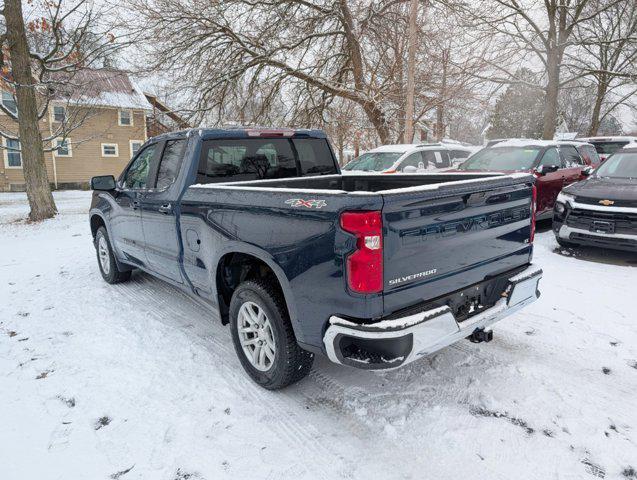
[455,140,592,220]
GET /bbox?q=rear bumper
[323,264,542,370]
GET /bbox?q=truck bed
[192,172,531,194]
[186,171,535,344]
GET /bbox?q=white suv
[342,142,478,173]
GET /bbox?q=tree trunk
[362,101,390,144]
[435,49,448,141]
[338,0,391,144]
[4,0,57,221]
[542,50,560,140]
[588,80,607,136]
[403,0,418,144]
[354,132,360,158]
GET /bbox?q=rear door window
[156,139,187,189]
[435,150,451,167]
[577,145,600,165]
[559,145,583,167]
[422,150,436,166]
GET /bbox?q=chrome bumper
[323,265,542,370]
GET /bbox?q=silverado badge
[598,199,615,206]
[285,198,327,209]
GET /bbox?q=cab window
[123,144,157,189]
[197,138,336,183]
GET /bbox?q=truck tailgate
[381,177,534,315]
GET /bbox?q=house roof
[52,68,152,111]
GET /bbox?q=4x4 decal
[285,199,327,209]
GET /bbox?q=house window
[101,143,119,157]
[130,140,143,158]
[118,109,132,126]
[4,138,22,167]
[52,105,66,123]
[54,138,72,157]
[1,91,17,116]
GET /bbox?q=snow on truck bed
[1,191,636,480]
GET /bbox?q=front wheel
[94,226,131,284]
[229,279,313,389]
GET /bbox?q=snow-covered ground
[1,191,636,480]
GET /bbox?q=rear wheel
[229,279,313,389]
[95,226,131,284]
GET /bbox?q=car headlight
[556,192,575,205]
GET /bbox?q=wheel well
[90,215,105,239]
[216,253,284,325]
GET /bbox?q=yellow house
[0,69,151,191]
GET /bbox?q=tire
[229,278,314,390]
[94,226,132,284]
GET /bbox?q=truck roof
[492,139,557,148]
[365,143,475,154]
[577,136,637,143]
[149,127,328,142]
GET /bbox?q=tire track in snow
[108,272,345,480]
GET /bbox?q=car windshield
[594,152,637,179]
[458,147,540,171]
[342,152,402,171]
[590,141,629,155]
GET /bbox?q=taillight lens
[530,184,537,243]
[340,211,383,294]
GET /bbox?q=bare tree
[567,0,637,135]
[1,0,56,220]
[403,0,419,143]
[459,0,627,139]
[125,0,444,143]
[0,0,120,221]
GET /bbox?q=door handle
[131,200,140,210]
[158,203,173,214]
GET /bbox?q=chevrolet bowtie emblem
[598,199,615,206]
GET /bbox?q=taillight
[530,184,537,243]
[340,211,383,294]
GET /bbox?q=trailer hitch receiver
[469,328,493,343]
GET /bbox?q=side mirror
[535,164,559,176]
[402,165,418,173]
[91,175,116,191]
[581,166,594,177]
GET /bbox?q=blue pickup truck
[89,128,542,389]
